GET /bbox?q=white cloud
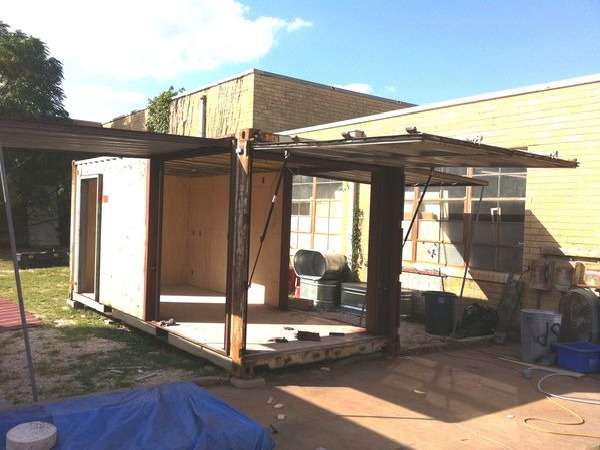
[285,18,313,32]
[63,83,146,122]
[334,83,374,94]
[3,0,312,120]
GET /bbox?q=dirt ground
[210,345,600,450]
[0,326,211,404]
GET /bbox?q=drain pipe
[200,95,207,137]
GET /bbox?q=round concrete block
[6,421,57,450]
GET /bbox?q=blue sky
[5,0,600,121]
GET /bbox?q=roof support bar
[0,145,38,401]
[225,132,253,377]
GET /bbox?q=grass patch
[0,260,224,403]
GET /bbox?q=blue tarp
[0,382,275,450]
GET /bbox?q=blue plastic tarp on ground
[0,382,275,450]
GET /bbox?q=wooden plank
[72,292,111,313]
[278,169,292,310]
[365,167,405,352]
[68,161,77,299]
[167,333,233,372]
[145,158,163,321]
[226,131,253,376]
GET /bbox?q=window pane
[478,175,499,197]
[499,222,524,246]
[442,186,467,199]
[298,202,310,215]
[439,243,465,266]
[417,242,439,263]
[499,173,526,197]
[298,233,311,249]
[473,223,498,244]
[290,215,299,232]
[328,236,342,253]
[314,234,328,251]
[329,218,342,234]
[470,245,496,271]
[315,217,329,233]
[441,220,463,243]
[316,201,329,217]
[498,247,523,273]
[418,220,440,241]
[298,216,311,232]
[440,201,464,220]
[498,200,525,219]
[330,201,342,217]
[293,184,313,200]
[290,232,298,249]
[316,182,343,199]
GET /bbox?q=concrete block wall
[291,77,600,310]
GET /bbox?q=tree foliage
[145,86,182,133]
[0,22,71,246]
[0,21,68,119]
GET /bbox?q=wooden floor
[159,284,367,354]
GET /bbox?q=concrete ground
[210,345,600,450]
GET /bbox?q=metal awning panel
[254,133,577,169]
[0,120,232,158]
[163,153,487,186]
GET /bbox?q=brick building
[105,69,412,136]
[283,74,600,311]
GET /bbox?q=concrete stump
[6,421,57,450]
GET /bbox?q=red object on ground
[288,266,297,294]
[0,297,41,331]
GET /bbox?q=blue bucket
[554,341,600,373]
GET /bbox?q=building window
[290,176,345,255]
[405,167,527,274]
[413,168,468,267]
[470,167,527,272]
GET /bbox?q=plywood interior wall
[161,170,283,307]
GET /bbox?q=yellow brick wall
[293,80,600,310]
[105,109,148,131]
[252,71,409,132]
[104,70,408,136]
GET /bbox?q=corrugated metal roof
[254,132,577,169]
[0,119,232,158]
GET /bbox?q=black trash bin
[423,291,457,335]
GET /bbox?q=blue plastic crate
[555,342,600,373]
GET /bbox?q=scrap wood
[296,330,320,341]
[135,372,159,382]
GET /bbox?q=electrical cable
[522,373,600,439]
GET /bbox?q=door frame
[76,174,103,302]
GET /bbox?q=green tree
[146,86,182,133]
[0,21,68,119]
[0,22,72,247]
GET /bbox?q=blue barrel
[423,291,457,335]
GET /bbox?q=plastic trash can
[423,291,457,335]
